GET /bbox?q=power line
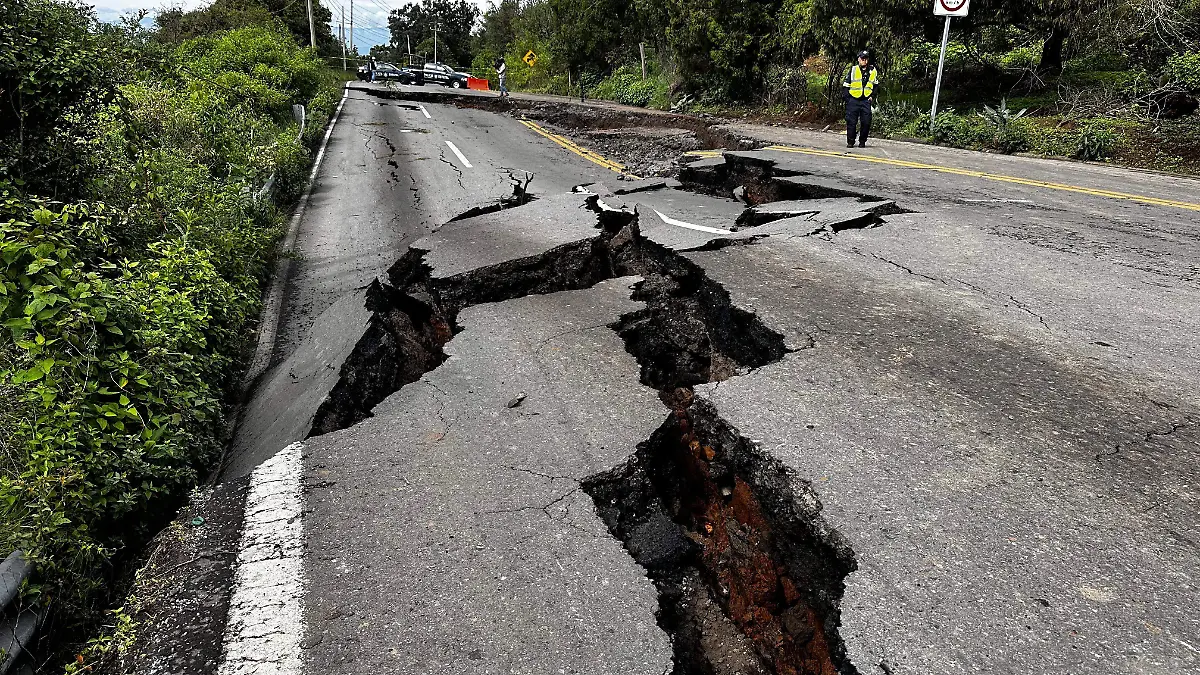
[365,0,397,17]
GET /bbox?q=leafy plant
[1076,123,1118,159]
[874,99,923,136]
[977,98,1030,129]
[597,66,659,107]
[0,5,344,662]
[1163,51,1200,91]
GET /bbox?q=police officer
[843,51,880,148]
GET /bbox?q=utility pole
[433,21,439,64]
[640,42,647,80]
[349,0,354,62]
[340,6,346,71]
[305,0,316,49]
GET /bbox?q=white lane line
[419,104,432,119]
[446,141,473,168]
[652,209,730,235]
[244,84,348,391]
[218,442,306,675]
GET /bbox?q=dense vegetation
[369,0,1200,170]
[0,0,340,663]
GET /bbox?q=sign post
[930,0,970,124]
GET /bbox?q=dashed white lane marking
[218,442,306,675]
[652,209,730,234]
[446,141,473,168]
[419,104,432,119]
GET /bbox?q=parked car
[421,62,469,88]
[357,61,467,88]
[357,63,424,85]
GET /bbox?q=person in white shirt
[495,58,509,98]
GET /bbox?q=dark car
[421,62,469,89]
[357,63,424,85]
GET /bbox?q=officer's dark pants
[845,97,872,146]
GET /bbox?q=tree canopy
[387,0,480,67]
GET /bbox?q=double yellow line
[519,120,1200,213]
[519,119,640,178]
[761,145,1200,213]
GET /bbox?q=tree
[0,0,122,197]
[543,0,635,71]
[155,0,338,55]
[388,0,480,67]
[661,0,785,100]
[476,0,522,58]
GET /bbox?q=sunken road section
[309,190,790,434]
[303,178,871,673]
[310,149,916,434]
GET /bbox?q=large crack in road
[298,157,897,672]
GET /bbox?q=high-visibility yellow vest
[846,66,879,99]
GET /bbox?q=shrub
[764,65,810,108]
[976,100,1031,153]
[175,26,323,120]
[593,65,659,107]
[874,100,923,137]
[1163,51,1200,91]
[0,6,341,659]
[1022,119,1081,157]
[991,120,1032,154]
[930,110,988,147]
[1076,123,1119,160]
[998,45,1041,71]
[272,130,312,204]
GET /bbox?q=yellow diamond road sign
[523,50,538,67]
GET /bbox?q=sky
[89,0,493,50]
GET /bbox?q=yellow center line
[761,145,1200,212]
[519,119,640,178]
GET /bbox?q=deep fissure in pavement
[446,170,536,223]
[584,398,858,675]
[310,195,784,434]
[680,153,909,212]
[308,194,857,674]
[310,280,453,435]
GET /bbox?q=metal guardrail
[0,551,35,675]
[254,104,308,203]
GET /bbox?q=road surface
[201,82,1200,675]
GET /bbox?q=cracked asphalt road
[215,83,1200,675]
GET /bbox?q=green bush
[272,130,312,204]
[874,100,923,137]
[1075,123,1119,160]
[175,26,323,120]
[991,121,1032,154]
[1021,119,1079,157]
[0,5,342,657]
[997,45,1041,71]
[930,110,989,147]
[590,65,662,107]
[1163,51,1200,91]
